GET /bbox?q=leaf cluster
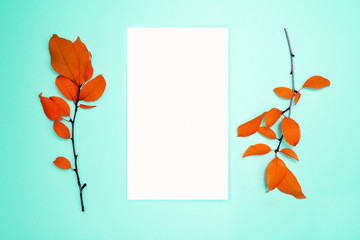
[237,76,330,199]
[39,35,106,170]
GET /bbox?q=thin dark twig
[284,28,295,117]
[71,86,86,212]
[275,28,296,153]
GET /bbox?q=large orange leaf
[79,104,96,109]
[266,156,287,191]
[73,37,93,85]
[265,108,282,127]
[274,87,295,99]
[49,34,79,81]
[39,93,61,120]
[278,168,306,199]
[85,59,94,83]
[50,96,70,116]
[53,120,70,139]
[258,127,276,139]
[280,148,299,161]
[243,143,271,157]
[237,113,265,137]
[302,76,330,89]
[56,75,79,102]
[79,75,106,102]
[53,157,72,170]
[294,92,301,105]
[281,117,300,146]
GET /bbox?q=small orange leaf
[79,75,106,102]
[274,87,295,99]
[243,143,271,157]
[265,108,282,127]
[237,113,265,137]
[73,37,93,85]
[79,104,96,109]
[53,157,72,170]
[49,34,79,81]
[278,168,306,199]
[280,148,299,161]
[39,93,61,120]
[302,76,330,89]
[281,117,301,146]
[294,92,301,105]
[258,127,276,139]
[53,120,70,139]
[50,96,70,116]
[266,156,287,191]
[56,75,79,102]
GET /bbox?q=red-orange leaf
[281,117,301,146]
[294,92,301,105]
[266,156,287,192]
[302,76,330,89]
[50,96,70,116]
[56,75,79,102]
[79,75,106,102]
[79,104,96,109]
[278,168,306,199]
[258,127,277,139]
[39,93,61,120]
[237,113,265,137]
[73,37,93,85]
[243,144,271,158]
[53,120,70,139]
[265,108,282,127]
[280,148,299,161]
[53,157,72,170]
[49,34,79,81]
[274,87,295,99]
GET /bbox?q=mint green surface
[1,0,359,239]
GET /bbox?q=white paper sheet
[127,28,228,200]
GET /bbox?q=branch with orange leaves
[237,28,330,199]
[39,34,106,212]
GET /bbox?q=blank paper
[127,28,228,200]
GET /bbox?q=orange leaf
[79,104,96,109]
[237,113,265,137]
[280,148,299,161]
[49,34,79,81]
[53,120,70,139]
[56,75,79,102]
[258,127,277,139]
[73,37,93,85]
[302,76,330,89]
[50,96,70,116]
[281,117,300,146]
[278,168,306,199]
[39,93,61,120]
[274,87,295,99]
[265,108,282,127]
[53,157,72,170]
[79,75,106,102]
[266,156,287,191]
[243,143,271,157]
[85,59,93,83]
[294,92,301,105]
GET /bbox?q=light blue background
[1,0,359,239]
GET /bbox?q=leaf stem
[71,86,86,212]
[275,28,296,153]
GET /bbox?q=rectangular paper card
[127,28,228,200]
